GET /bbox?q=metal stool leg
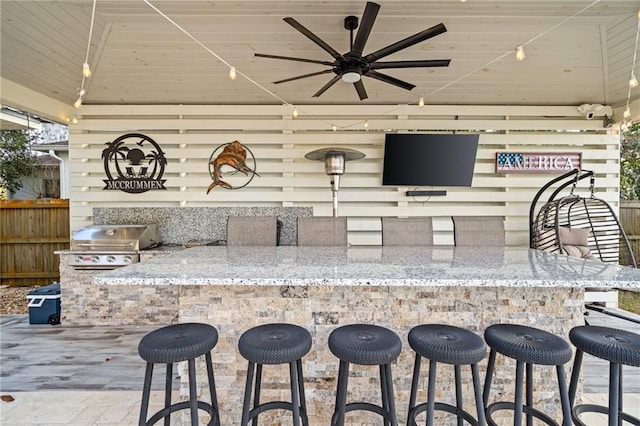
[471,363,487,426]
[609,362,620,426]
[334,360,349,426]
[556,364,572,426]
[205,352,219,425]
[289,361,301,426]
[139,362,154,426]
[296,359,309,426]
[426,359,437,426]
[164,363,173,426]
[188,358,198,426]
[380,364,390,426]
[383,363,398,426]
[407,354,421,426]
[526,363,533,426]
[241,361,255,425]
[514,360,524,426]
[454,364,463,426]
[252,364,262,426]
[483,349,496,408]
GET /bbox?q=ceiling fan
[255,1,450,101]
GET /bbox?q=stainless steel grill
[69,224,160,269]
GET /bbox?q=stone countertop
[94,246,640,289]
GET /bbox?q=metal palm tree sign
[207,140,259,193]
[101,133,167,193]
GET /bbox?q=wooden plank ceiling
[1,0,639,110]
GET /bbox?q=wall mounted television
[382,133,479,187]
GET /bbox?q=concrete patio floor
[1,310,638,425]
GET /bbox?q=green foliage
[621,121,640,200]
[0,130,38,194]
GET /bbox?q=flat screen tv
[382,133,479,186]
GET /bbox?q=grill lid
[70,224,160,252]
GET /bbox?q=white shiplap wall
[69,104,620,246]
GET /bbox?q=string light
[332,125,337,131]
[418,97,425,108]
[229,66,237,80]
[515,45,525,61]
[73,97,83,109]
[624,106,632,118]
[71,116,79,124]
[292,107,299,118]
[630,73,638,88]
[82,62,92,78]
[621,8,640,133]
[364,120,369,129]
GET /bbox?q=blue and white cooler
[27,282,61,325]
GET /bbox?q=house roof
[1,1,639,124]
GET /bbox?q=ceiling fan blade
[370,59,450,70]
[354,80,368,100]
[350,2,380,59]
[255,53,335,66]
[273,69,335,84]
[364,23,447,63]
[283,17,343,60]
[313,75,342,97]
[365,70,415,91]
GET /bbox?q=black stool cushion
[484,324,572,366]
[329,324,402,366]
[409,324,486,365]
[570,325,640,367]
[238,323,312,365]
[138,323,218,364]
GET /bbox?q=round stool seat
[485,324,572,366]
[329,324,402,365]
[409,324,486,365]
[239,323,312,365]
[569,325,640,367]
[138,323,218,364]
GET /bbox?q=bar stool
[568,325,640,426]
[483,324,572,426]
[407,324,487,426]
[238,323,312,426]
[328,324,402,426]
[138,322,220,426]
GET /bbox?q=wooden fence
[0,199,69,287]
[620,201,640,268]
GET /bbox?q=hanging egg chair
[530,169,637,268]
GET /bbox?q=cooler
[27,282,61,325]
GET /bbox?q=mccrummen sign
[496,152,581,174]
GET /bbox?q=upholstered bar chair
[452,216,505,247]
[226,216,278,246]
[297,217,347,246]
[382,217,434,246]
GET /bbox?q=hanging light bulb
[292,107,299,118]
[515,45,525,61]
[364,120,369,129]
[623,106,632,118]
[418,97,425,108]
[71,116,79,124]
[229,67,237,80]
[73,97,83,109]
[332,125,337,132]
[621,121,630,132]
[630,73,638,88]
[82,62,92,78]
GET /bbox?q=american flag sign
[496,152,581,174]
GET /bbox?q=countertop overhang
[93,246,640,289]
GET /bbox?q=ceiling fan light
[342,71,361,83]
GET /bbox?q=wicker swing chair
[530,169,637,268]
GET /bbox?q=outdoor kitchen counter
[87,246,640,424]
[94,245,640,289]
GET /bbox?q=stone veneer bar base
[175,284,583,425]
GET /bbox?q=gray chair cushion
[227,216,277,246]
[297,217,347,246]
[382,217,433,246]
[452,216,505,247]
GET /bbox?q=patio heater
[305,147,365,217]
